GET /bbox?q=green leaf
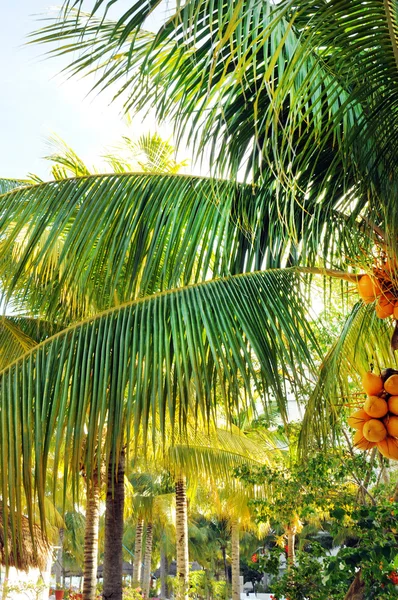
[0,268,318,545]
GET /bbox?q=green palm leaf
[0,173,295,320]
[28,4,388,267]
[0,179,30,194]
[0,268,318,543]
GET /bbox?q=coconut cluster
[357,274,398,319]
[349,370,398,459]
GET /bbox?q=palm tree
[82,469,100,600]
[0,178,316,524]
[125,420,275,600]
[132,517,144,588]
[24,2,398,446]
[28,1,394,247]
[166,424,274,600]
[6,2,398,598]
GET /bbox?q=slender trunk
[55,529,64,587]
[175,476,189,600]
[132,518,144,588]
[221,547,228,583]
[286,526,296,569]
[231,522,240,600]
[141,523,153,598]
[83,474,100,600]
[160,548,169,599]
[103,450,125,600]
[344,571,365,600]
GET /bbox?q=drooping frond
[168,442,264,484]
[28,4,390,268]
[300,302,397,452]
[164,421,278,482]
[0,268,318,544]
[51,0,398,190]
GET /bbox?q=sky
[1,1,177,180]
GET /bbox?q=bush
[122,587,143,600]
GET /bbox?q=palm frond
[0,179,30,194]
[122,133,188,174]
[28,4,391,267]
[166,424,275,482]
[0,316,60,370]
[0,173,301,320]
[300,302,397,451]
[0,268,318,543]
[44,135,93,179]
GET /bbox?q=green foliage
[256,499,398,599]
[188,571,210,600]
[170,570,230,600]
[210,580,229,600]
[239,557,264,587]
[4,578,47,600]
[236,452,361,528]
[265,545,338,600]
[122,587,143,600]
[327,500,398,599]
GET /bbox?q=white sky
[1,1,180,180]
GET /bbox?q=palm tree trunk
[221,547,228,583]
[175,476,189,600]
[344,571,365,600]
[133,518,144,588]
[141,522,153,598]
[286,527,296,568]
[103,450,125,600]
[55,529,64,587]
[160,548,169,599]
[83,474,100,600]
[231,521,240,600]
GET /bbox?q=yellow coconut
[353,430,377,450]
[363,419,387,442]
[357,275,380,303]
[347,409,372,430]
[377,436,398,460]
[388,396,398,415]
[361,372,384,396]
[375,293,395,319]
[363,396,388,418]
[384,374,398,395]
[385,416,398,438]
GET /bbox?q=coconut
[361,372,384,396]
[363,419,387,442]
[347,409,371,430]
[388,396,398,415]
[384,374,398,395]
[363,396,388,418]
[357,275,381,303]
[377,436,398,460]
[353,430,377,450]
[385,416,398,437]
[376,293,395,319]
